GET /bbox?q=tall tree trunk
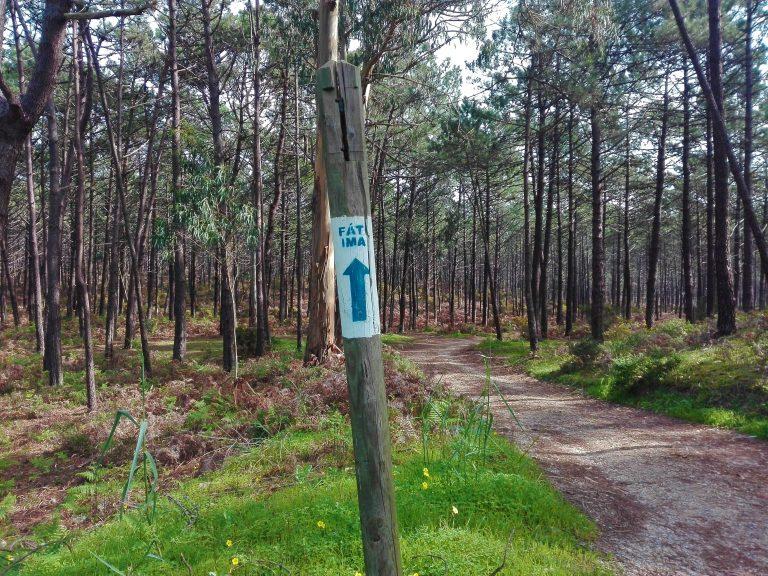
[566,106,576,335]
[706,102,715,316]
[202,0,236,372]
[11,2,45,351]
[294,64,303,351]
[590,102,605,342]
[481,170,502,340]
[646,75,669,329]
[398,179,417,334]
[523,77,539,351]
[707,0,737,334]
[304,0,339,363]
[249,0,268,355]
[742,0,754,311]
[43,98,64,386]
[681,57,695,322]
[0,0,75,257]
[87,30,153,376]
[623,102,632,320]
[72,22,97,411]
[263,68,290,343]
[170,0,187,361]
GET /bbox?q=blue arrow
[344,258,370,322]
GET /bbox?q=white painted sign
[331,215,381,339]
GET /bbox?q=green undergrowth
[11,358,612,576]
[381,333,415,346]
[17,417,611,576]
[483,315,768,439]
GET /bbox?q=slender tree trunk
[263,68,290,343]
[202,0,236,372]
[706,102,715,316]
[590,102,605,342]
[294,64,303,350]
[0,235,19,327]
[707,0,736,334]
[87,29,153,376]
[681,58,695,322]
[646,75,669,329]
[742,0,754,311]
[43,98,64,386]
[623,103,632,320]
[566,106,576,335]
[304,0,339,363]
[11,3,44,351]
[523,77,539,351]
[72,22,96,410]
[170,0,187,361]
[398,179,417,334]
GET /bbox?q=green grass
[483,316,768,439]
[16,418,612,576]
[381,333,415,346]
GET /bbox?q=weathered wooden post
[317,59,403,575]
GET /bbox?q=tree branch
[0,71,17,105]
[64,2,154,21]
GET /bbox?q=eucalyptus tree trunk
[305,0,339,363]
[294,65,303,350]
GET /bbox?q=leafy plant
[97,409,158,523]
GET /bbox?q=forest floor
[399,334,768,576]
[0,315,613,575]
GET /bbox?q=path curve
[401,335,768,576]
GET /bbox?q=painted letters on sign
[331,216,381,339]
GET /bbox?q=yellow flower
[412,573,420,576]
[231,557,239,566]
[451,505,459,515]
[422,467,429,478]
[6,555,13,562]
[226,539,233,548]
[354,572,363,576]
[421,481,429,490]
[317,520,326,529]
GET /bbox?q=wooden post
[317,59,403,576]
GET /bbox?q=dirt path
[401,335,768,576]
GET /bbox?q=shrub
[61,431,96,457]
[509,316,529,339]
[236,327,266,358]
[249,405,295,439]
[611,352,681,396]
[562,338,607,372]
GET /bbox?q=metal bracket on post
[317,59,403,576]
